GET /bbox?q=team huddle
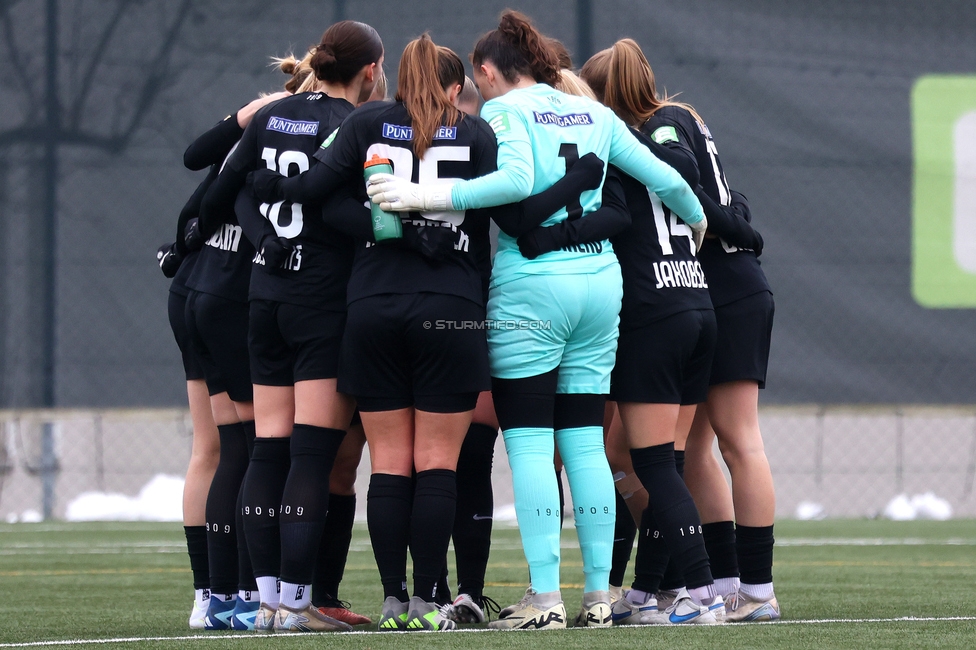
[157,10,778,633]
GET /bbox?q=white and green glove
[366,172,455,213]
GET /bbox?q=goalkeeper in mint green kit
[368,11,707,631]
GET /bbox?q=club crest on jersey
[651,125,679,144]
[382,123,457,141]
[320,127,339,149]
[266,116,319,136]
[533,111,593,127]
[488,113,511,135]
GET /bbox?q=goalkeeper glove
[366,173,455,213]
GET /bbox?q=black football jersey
[225,92,356,310]
[643,106,770,306]
[183,118,254,303]
[184,204,255,303]
[612,162,713,329]
[311,101,498,306]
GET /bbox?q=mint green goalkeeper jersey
[450,83,704,286]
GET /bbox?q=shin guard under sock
[184,525,210,590]
[236,483,258,593]
[610,491,636,588]
[453,422,497,600]
[410,469,457,600]
[631,443,712,589]
[556,468,565,527]
[279,424,346,585]
[503,427,562,594]
[703,521,739,581]
[632,507,670,594]
[312,493,356,606]
[658,450,687,590]
[556,425,615,593]
[238,420,258,594]
[736,524,775,585]
[206,422,250,596]
[241,438,291,584]
[368,473,413,601]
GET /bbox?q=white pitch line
[2,542,186,549]
[0,524,179,533]
[775,538,976,547]
[1,617,974,647]
[0,548,185,556]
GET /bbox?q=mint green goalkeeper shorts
[487,263,623,393]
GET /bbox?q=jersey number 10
[259,147,308,239]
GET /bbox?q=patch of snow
[65,474,184,522]
[795,501,826,520]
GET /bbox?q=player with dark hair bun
[203,20,383,633]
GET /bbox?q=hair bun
[498,13,524,44]
[316,44,337,65]
[278,56,298,75]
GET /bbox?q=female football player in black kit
[159,176,225,629]
[583,39,778,623]
[251,35,495,632]
[203,21,384,633]
[433,64,501,626]
[575,44,739,625]
[249,32,617,631]
[177,81,290,629]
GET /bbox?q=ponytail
[396,34,460,159]
[582,39,702,127]
[556,69,596,100]
[472,10,559,87]
[270,49,314,93]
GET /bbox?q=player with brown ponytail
[247,34,501,632]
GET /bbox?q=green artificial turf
[0,520,974,649]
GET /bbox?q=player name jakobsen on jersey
[532,111,593,127]
[266,116,320,137]
[653,260,708,290]
[381,123,458,141]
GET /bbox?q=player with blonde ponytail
[584,37,777,624]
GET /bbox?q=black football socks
[205,422,250,597]
[367,473,413,602]
[452,423,497,600]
